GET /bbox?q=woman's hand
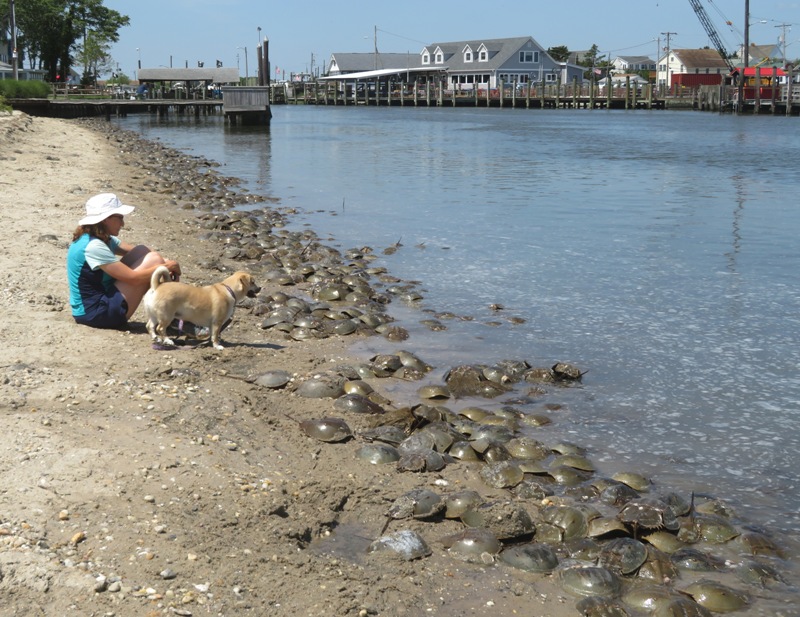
[165,259,181,281]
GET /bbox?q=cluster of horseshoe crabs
[284,354,794,616]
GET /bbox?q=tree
[77,29,113,85]
[15,0,128,82]
[576,44,611,80]
[547,45,570,63]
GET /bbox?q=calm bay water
[119,107,800,541]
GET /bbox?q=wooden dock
[221,86,271,125]
[9,98,224,119]
[275,80,665,110]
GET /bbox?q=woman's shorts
[74,286,129,329]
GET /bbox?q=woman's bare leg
[116,245,166,319]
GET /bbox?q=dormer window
[464,46,473,63]
[478,44,488,62]
[435,52,443,64]
[422,51,430,65]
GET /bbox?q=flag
[593,68,602,75]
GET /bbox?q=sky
[102,0,800,79]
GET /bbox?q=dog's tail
[150,265,171,290]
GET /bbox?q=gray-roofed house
[611,55,656,74]
[327,53,421,75]
[420,36,583,90]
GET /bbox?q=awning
[319,66,448,81]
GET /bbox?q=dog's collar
[223,284,236,300]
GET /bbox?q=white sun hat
[79,193,135,225]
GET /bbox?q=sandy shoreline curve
[0,112,795,616]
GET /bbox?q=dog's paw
[213,343,225,350]
[163,337,176,346]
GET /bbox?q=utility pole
[10,0,18,80]
[661,32,677,90]
[374,25,378,70]
[740,0,749,114]
[775,23,791,64]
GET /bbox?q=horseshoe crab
[354,443,400,465]
[368,530,431,561]
[558,565,622,599]
[541,505,589,540]
[444,490,484,519]
[333,393,385,415]
[387,488,445,520]
[670,548,724,572]
[397,448,446,472]
[683,580,749,613]
[617,497,679,533]
[417,384,451,400]
[460,500,535,540]
[552,362,585,381]
[597,537,648,575]
[442,528,502,563]
[298,417,352,443]
[253,369,292,389]
[651,596,712,617]
[575,596,630,617]
[479,460,525,489]
[358,425,407,446]
[500,543,559,573]
[448,441,480,461]
[294,373,346,399]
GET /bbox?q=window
[435,52,444,64]
[478,46,488,62]
[519,51,539,63]
[465,51,473,62]
[422,52,430,65]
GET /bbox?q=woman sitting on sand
[66,192,182,330]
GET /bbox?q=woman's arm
[100,259,180,284]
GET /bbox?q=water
[118,106,800,541]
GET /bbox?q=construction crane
[687,0,740,82]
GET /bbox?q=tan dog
[144,266,260,350]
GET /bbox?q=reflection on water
[119,109,800,544]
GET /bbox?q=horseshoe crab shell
[683,580,749,613]
[354,443,400,465]
[253,370,292,389]
[558,565,622,599]
[333,393,385,415]
[575,597,631,617]
[598,537,648,575]
[617,497,679,531]
[387,488,444,520]
[479,460,525,489]
[499,543,559,573]
[294,374,346,399]
[460,500,535,540]
[442,528,502,563]
[443,490,484,519]
[368,530,432,561]
[299,417,352,443]
[397,448,446,472]
[417,384,451,400]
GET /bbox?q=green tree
[77,29,113,85]
[577,44,610,80]
[15,0,128,82]
[547,45,570,63]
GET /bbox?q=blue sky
[103,0,800,79]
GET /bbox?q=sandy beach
[0,112,795,617]
[0,112,582,617]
